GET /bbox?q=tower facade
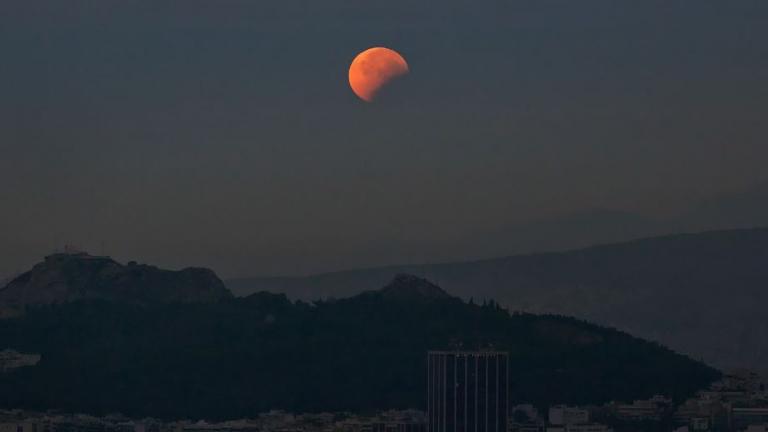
[427,351,509,432]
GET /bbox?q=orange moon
[348,47,409,102]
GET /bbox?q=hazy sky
[1,1,767,278]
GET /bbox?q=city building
[614,395,672,420]
[0,349,40,372]
[562,425,611,432]
[427,351,509,432]
[548,406,589,426]
[733,408,768,431]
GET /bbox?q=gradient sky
[1,1,767,278]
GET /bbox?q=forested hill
[228,227,768,369]
[0,275,718,420]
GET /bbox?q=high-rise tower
[427,351,509,432]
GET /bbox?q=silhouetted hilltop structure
[0,275,718,420]
[0,252,231,313]
[227,227,768,369]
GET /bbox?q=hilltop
[0,252,231,315]
[364,274,452,301]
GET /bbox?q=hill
[227,227,768,370]
[0,252,231,315]
[0,275,717,420]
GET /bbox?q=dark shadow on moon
[364,73,417,106]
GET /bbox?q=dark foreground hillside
[0,276,718,420]
[228,227,768,369]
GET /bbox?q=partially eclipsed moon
[349,47,409,102]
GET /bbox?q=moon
[348,47,409,102]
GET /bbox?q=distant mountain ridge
[0,275,718,419]
[0,252,231,313]
[228,227,768,370]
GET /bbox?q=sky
[1,1,768,278]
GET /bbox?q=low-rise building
[733,408,768,431]
[563,424,610,432]
[614,395,671,420]
[548,407,589,426]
